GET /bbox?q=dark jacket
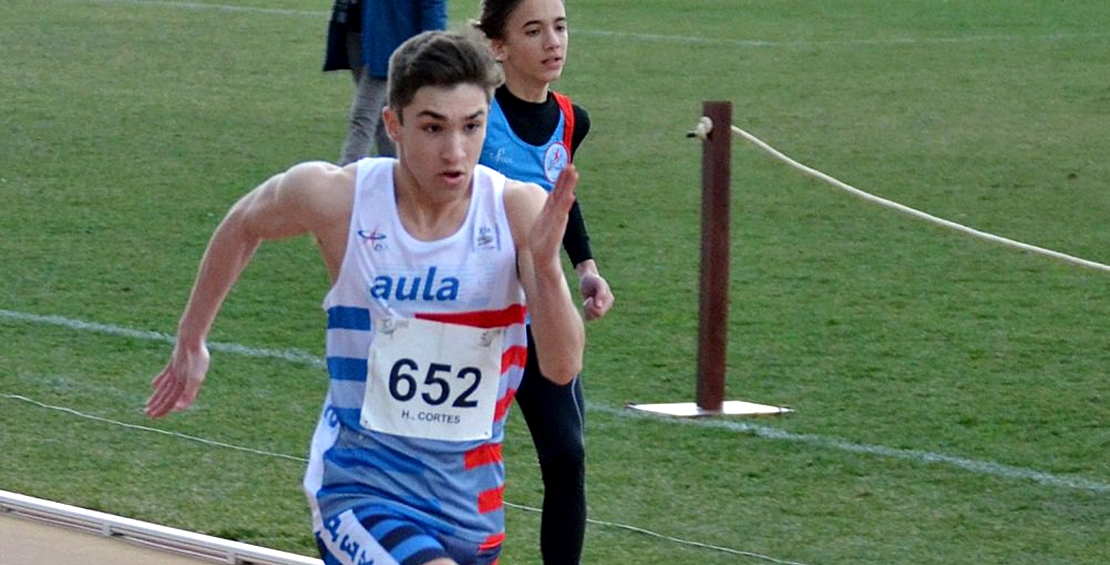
[323,0,448,77]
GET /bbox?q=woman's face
[492,0,568,92]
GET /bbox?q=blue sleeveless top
[479,93,575,192]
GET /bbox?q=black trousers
[514,326,587,565]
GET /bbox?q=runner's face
[495,0,568,89]
[388,84,489,200]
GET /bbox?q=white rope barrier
[694,121,1110,273]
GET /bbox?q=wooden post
[696,101,732,411]
[626,102,791,418]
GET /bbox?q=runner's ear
[383,106,402,145]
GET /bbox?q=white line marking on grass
[572,29,1110,49]
[4,308,1108,494]
[4,393,308,462]
[2,392,812,565]
[83,0,1109,48]
[0,310,326,368]
[88,0,329,17]
[597,405,1110,494]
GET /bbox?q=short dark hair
[387,30,504,118]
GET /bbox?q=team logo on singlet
[485,146,513,168]
[476,226,496,250]
[543,142,570,184]
[357,229,388,251]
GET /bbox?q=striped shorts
[315,508,501,565]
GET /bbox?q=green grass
[3,1,1109,564]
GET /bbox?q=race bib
[361,317,503,442]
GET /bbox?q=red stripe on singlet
[480,532,507,551]
[464,443,502,470]
[493,387,517,422]
[501,344,528,372]
[552,91,575,157]
[477,485,505,514]
[416,304,526,329]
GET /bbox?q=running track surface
[1,513,211,565]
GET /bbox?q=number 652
[387,358,483,408]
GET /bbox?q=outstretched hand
[529,164,579,265]
[144,343,211,418]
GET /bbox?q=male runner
[146,30,585,565]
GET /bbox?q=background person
[324,0,447,164]
[473,1,614,563]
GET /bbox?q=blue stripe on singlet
[331,406,362,424]
[317,485,444,519]
[327,356,367,381]
[325,444,427,475]
[327,306,371,330]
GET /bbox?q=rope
[690,118,1110,273]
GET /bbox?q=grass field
[2,1,1109,564]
